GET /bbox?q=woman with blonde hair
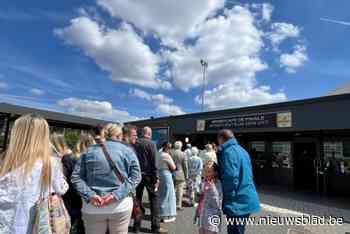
[74,133,95,158]
[0,114,68,234]
[51,132,85,234]
[104,123,124,141]
[72,122,141,234]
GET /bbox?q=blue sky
[0,0,350,122]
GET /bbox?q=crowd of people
[0,114,261,234]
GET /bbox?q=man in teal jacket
[217,129,260,234]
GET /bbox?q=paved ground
[128,185,350,234]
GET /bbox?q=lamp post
[200,59,208,112]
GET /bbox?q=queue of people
[0,114,260,234]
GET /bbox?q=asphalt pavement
[128,186,350,234]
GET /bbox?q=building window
[324,142,343,158]
[272,142,292,168]
[0,114,8,151]
[152,128,169,149]
[249,141,265,160]
[324,141,350,175]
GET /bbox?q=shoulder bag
[99,143,142,219]
[31,163,71,234]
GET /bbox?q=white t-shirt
[82,196,133,214]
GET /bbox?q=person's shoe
[151,227,168,234]
[193,203,199,207]
[132,226,140,233]
[163,217,176,223]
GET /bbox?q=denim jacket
[71,140,141,202]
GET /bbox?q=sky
[0,0,350,122]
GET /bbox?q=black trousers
[134,176,160,230]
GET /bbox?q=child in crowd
[194,161,222,234]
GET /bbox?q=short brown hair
[218,129,234,142]
[123,124,137,137]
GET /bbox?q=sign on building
[199,112,292,131]
[197,120,206,132]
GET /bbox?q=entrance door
[293,142,317,191]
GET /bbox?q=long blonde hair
[0,114,52,188]
[50,132,70,156]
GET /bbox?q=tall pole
[200,59,208,112]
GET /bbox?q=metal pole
[200,60,208,112]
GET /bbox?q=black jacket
[61,154,82,214]
[133,138,158,181]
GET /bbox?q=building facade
[129,94,350,196]
[0,102,108,151]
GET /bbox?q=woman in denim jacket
[71,123,141,234]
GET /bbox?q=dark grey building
[0,102,108,151]
[129,93,350,196]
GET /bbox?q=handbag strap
[39,159,52,200]
[100,143,126,183]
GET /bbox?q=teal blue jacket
[218,138,260,216]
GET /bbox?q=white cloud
[130,88,185,115]
[262,3,274,22]
[130,88,173,104]
[164,6,267,91]
[57,97,138,122]
[195,81,287,110]
[54,1,308,114]
[268,22,300,49]
[97,0,225,47]
[55,17,170,89]
[157,104,185,116]
[30,88,45,96]
[280,45,308,73]
[0,81,8,89]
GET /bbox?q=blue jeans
[227,214,250,234]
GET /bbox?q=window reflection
[249,141,265,160]
[0,114,8,152]
[272,142,292,168]
[324,141,350,175]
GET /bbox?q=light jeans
[159,169,177,217]
[82,209,132,234]
[175,181,186,208]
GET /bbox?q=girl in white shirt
[0,114,68,234]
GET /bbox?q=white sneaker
[194,203,199,207]
[163,217,176,223]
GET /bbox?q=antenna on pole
[200,59,208,112]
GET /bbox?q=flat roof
[329,82,350,96]
[0,102,109,128]
[129,93,350,124]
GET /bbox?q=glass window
[0,114,8,151]
[152,128,169,149]
[343,140,350,174]
[272,142,292,168]
[324,141,350,175]
[324,142,343,158]
[249,141,265,160]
